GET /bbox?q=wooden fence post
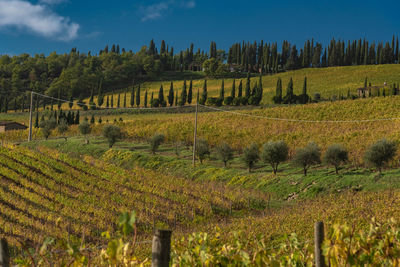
[152,229,172,267]
[0,239,9,267]
[314,221,326,267]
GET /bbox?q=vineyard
[0,145,266,249]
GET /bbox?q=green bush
[78,121,91,144]
[57,119,69,140]
[149,133,165,154]
[242,143,259,172]
[324,144,348,174]
[103,124,123,148]
[40,118,57,140]
[292,142,321,176]
[232,97,241,106]
[223,96,234,106]
[364,139,397,174]
[206,97,223,107]
[261,141,289,174]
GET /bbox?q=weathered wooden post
[314,221,326,267]
[0,238,9,267]
[152,229,172,267]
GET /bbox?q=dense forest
[0,36,399,111]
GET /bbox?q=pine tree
[180,80,187,105]
[188,80,193,104]
[144,90,148,108]
[219,79,225,100]
[130,85,135,107]
[238,80,243,97]
[136,85,141,107]
[168,82,174,106]
[231,79,236,98]
[200,80,207,105]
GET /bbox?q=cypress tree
[283,78,295,104]
[238,80,243,97]
[89,87,94,104]
[106,95,109,108]
[231,79,236,98]
[188,80,193,104]
[90,115,95,124]
[159,85,165,103]
[168,82,174,106]
[219,79,225,100]
[200,80,207,105]
[245,74,251,99]
[130,85,135,107]
[175,91,178,106]
[136,85,141,107]
[117,93,120,108]
[34,112,39,128]
[364,77,368,88]
[302,77,307,95]
[75,111,80,124]
[180,80,187,105]
[97,81,104,107]
[111,93,114,108]
[144,90,148,108]
[150,92,154,106]
[123,91,127,108]
[258,75,263,103]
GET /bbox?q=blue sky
[0,0,399,55]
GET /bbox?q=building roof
[0,121,27,127]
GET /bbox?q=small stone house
[0,121,28,132]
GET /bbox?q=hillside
[72,64,400,109]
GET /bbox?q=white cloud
[39,0,67,5]
[140,0,195,22]
[0,0,79,41]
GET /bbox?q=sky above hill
[0,0,399,55]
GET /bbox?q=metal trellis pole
[28,91,33,142]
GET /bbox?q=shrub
[261,141,289,174]
[216,143,234,167]
[364,139,397,174]
[103,125,123,148]
[78,121,91,144]
[151,98,160,107]
[232,97,241,106]
[206,97,223,107]
[242,143,259,172]
[313,93,321,102]
[324,144,348,174]
[196,139,210,164]
[292,142,321,176]
[223,96,234,106]
[149,133,165,154]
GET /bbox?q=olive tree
[242,143,259,172]
[364,139,397,174]
[216,142,234,167]
[79,121,91,144]
[292,142,321,176]
[103,125,123,148]
[58,119,69,141]
[324,144,348,174]
[149,133,165,154]
[196,139,210,164]
[260,141,289,174]
[40,118,57,140]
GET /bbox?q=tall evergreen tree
[150,92,154,106]
[283,78,295,104]
[111,93,114,108]
[245,74,251,99]
[34,111,39,128]
[168,82,174,106]
[106,95,109,108]
[159,85,165,103]
[238,80,243,97]
[273,78,283,104]
[117,93,120,108]
[136,85,141,107]
[130,85,135,107]
[97,81,104,107]
[231,79,236,98]
[175,91,178,106]
[188,80,193,104]
[219,79,225,100]
[180,80,187,105]
[123,91,127,108]
[144,90,148,108]
[200,79,208,105]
